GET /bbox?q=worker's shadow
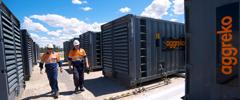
[59,91,75,96]
[84,76,127,96]
[65,69,73,74]
[22,91,53,100]
[22,91,75,100]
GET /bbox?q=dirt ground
[20,63,185,100]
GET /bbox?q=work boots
[54,91,59,99]
[80,88,85,91]
[50,91,54,95]
[75,87,80,94]
[75,87,84,93]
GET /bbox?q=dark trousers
[45,64,59,92]
[72,61,84,89]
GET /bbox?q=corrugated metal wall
[33,42,40,65]
[101,22,114,76]
[33,42,37,65]
[96,32,101,68]
[101,14,185,87]
[79,31,102,70]
[112,16,130,83]
[21,30,33,81]
[0,2,25,100]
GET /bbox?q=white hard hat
[73,40,80,46]
[47,44,54,49]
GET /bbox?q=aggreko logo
[217,16,238,75]
[164,40,185,49]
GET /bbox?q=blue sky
[3,0,184,47]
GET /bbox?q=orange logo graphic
[164,40,185,49]
[217,16,238,75]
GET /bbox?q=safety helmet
[47,44,54,49]
[73,40,80,46]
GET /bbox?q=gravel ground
[20,64,185,100]
[21,65,86,100]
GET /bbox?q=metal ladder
[159,64,170,85]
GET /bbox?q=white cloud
[82,7,92,11]
[30,32,72,48]
[30,33,51,47]
[87,22,104,32]
[72,0,87,5]
[30,14,103,33]
[170,18,178,22]
[47,30,62,37]
[173,0,184,15]
[141,0,171,19]
[72,0,82,5]
[29,33,40,43]
[119,7,131,13]
[22,17,48,33]
[28,14,104,47]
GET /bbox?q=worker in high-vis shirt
[39,44,63,98]
[68,40,90,93]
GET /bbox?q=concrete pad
[21,65,185,100]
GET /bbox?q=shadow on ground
[65,69,73,74]
[84,76,127,97]
[84,75,182,97]
[22,92,53,100]
[22,91,76,100]
[60,90,75,96]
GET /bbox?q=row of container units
[79,31,102,70]
[184,0,240,100]
[0,1,25,100]
[21,29,34,81]
[101,14,185,87]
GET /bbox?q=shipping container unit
[63,41,70,62]
[184,0,240,100]
[33,42,40,65]
[101,14,185,87]
[32,42,36,65]
[0,2,25,100]
[30,38,34,65]
[36,44,40,62]
[79,31,102,70]
[21,29,34,81]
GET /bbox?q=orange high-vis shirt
[41,52,60,64]
[68,48,87,61]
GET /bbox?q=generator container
[101,14,185,87]
[21,30,33,81]
[79,31,102,70]
[0,1,25,100]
